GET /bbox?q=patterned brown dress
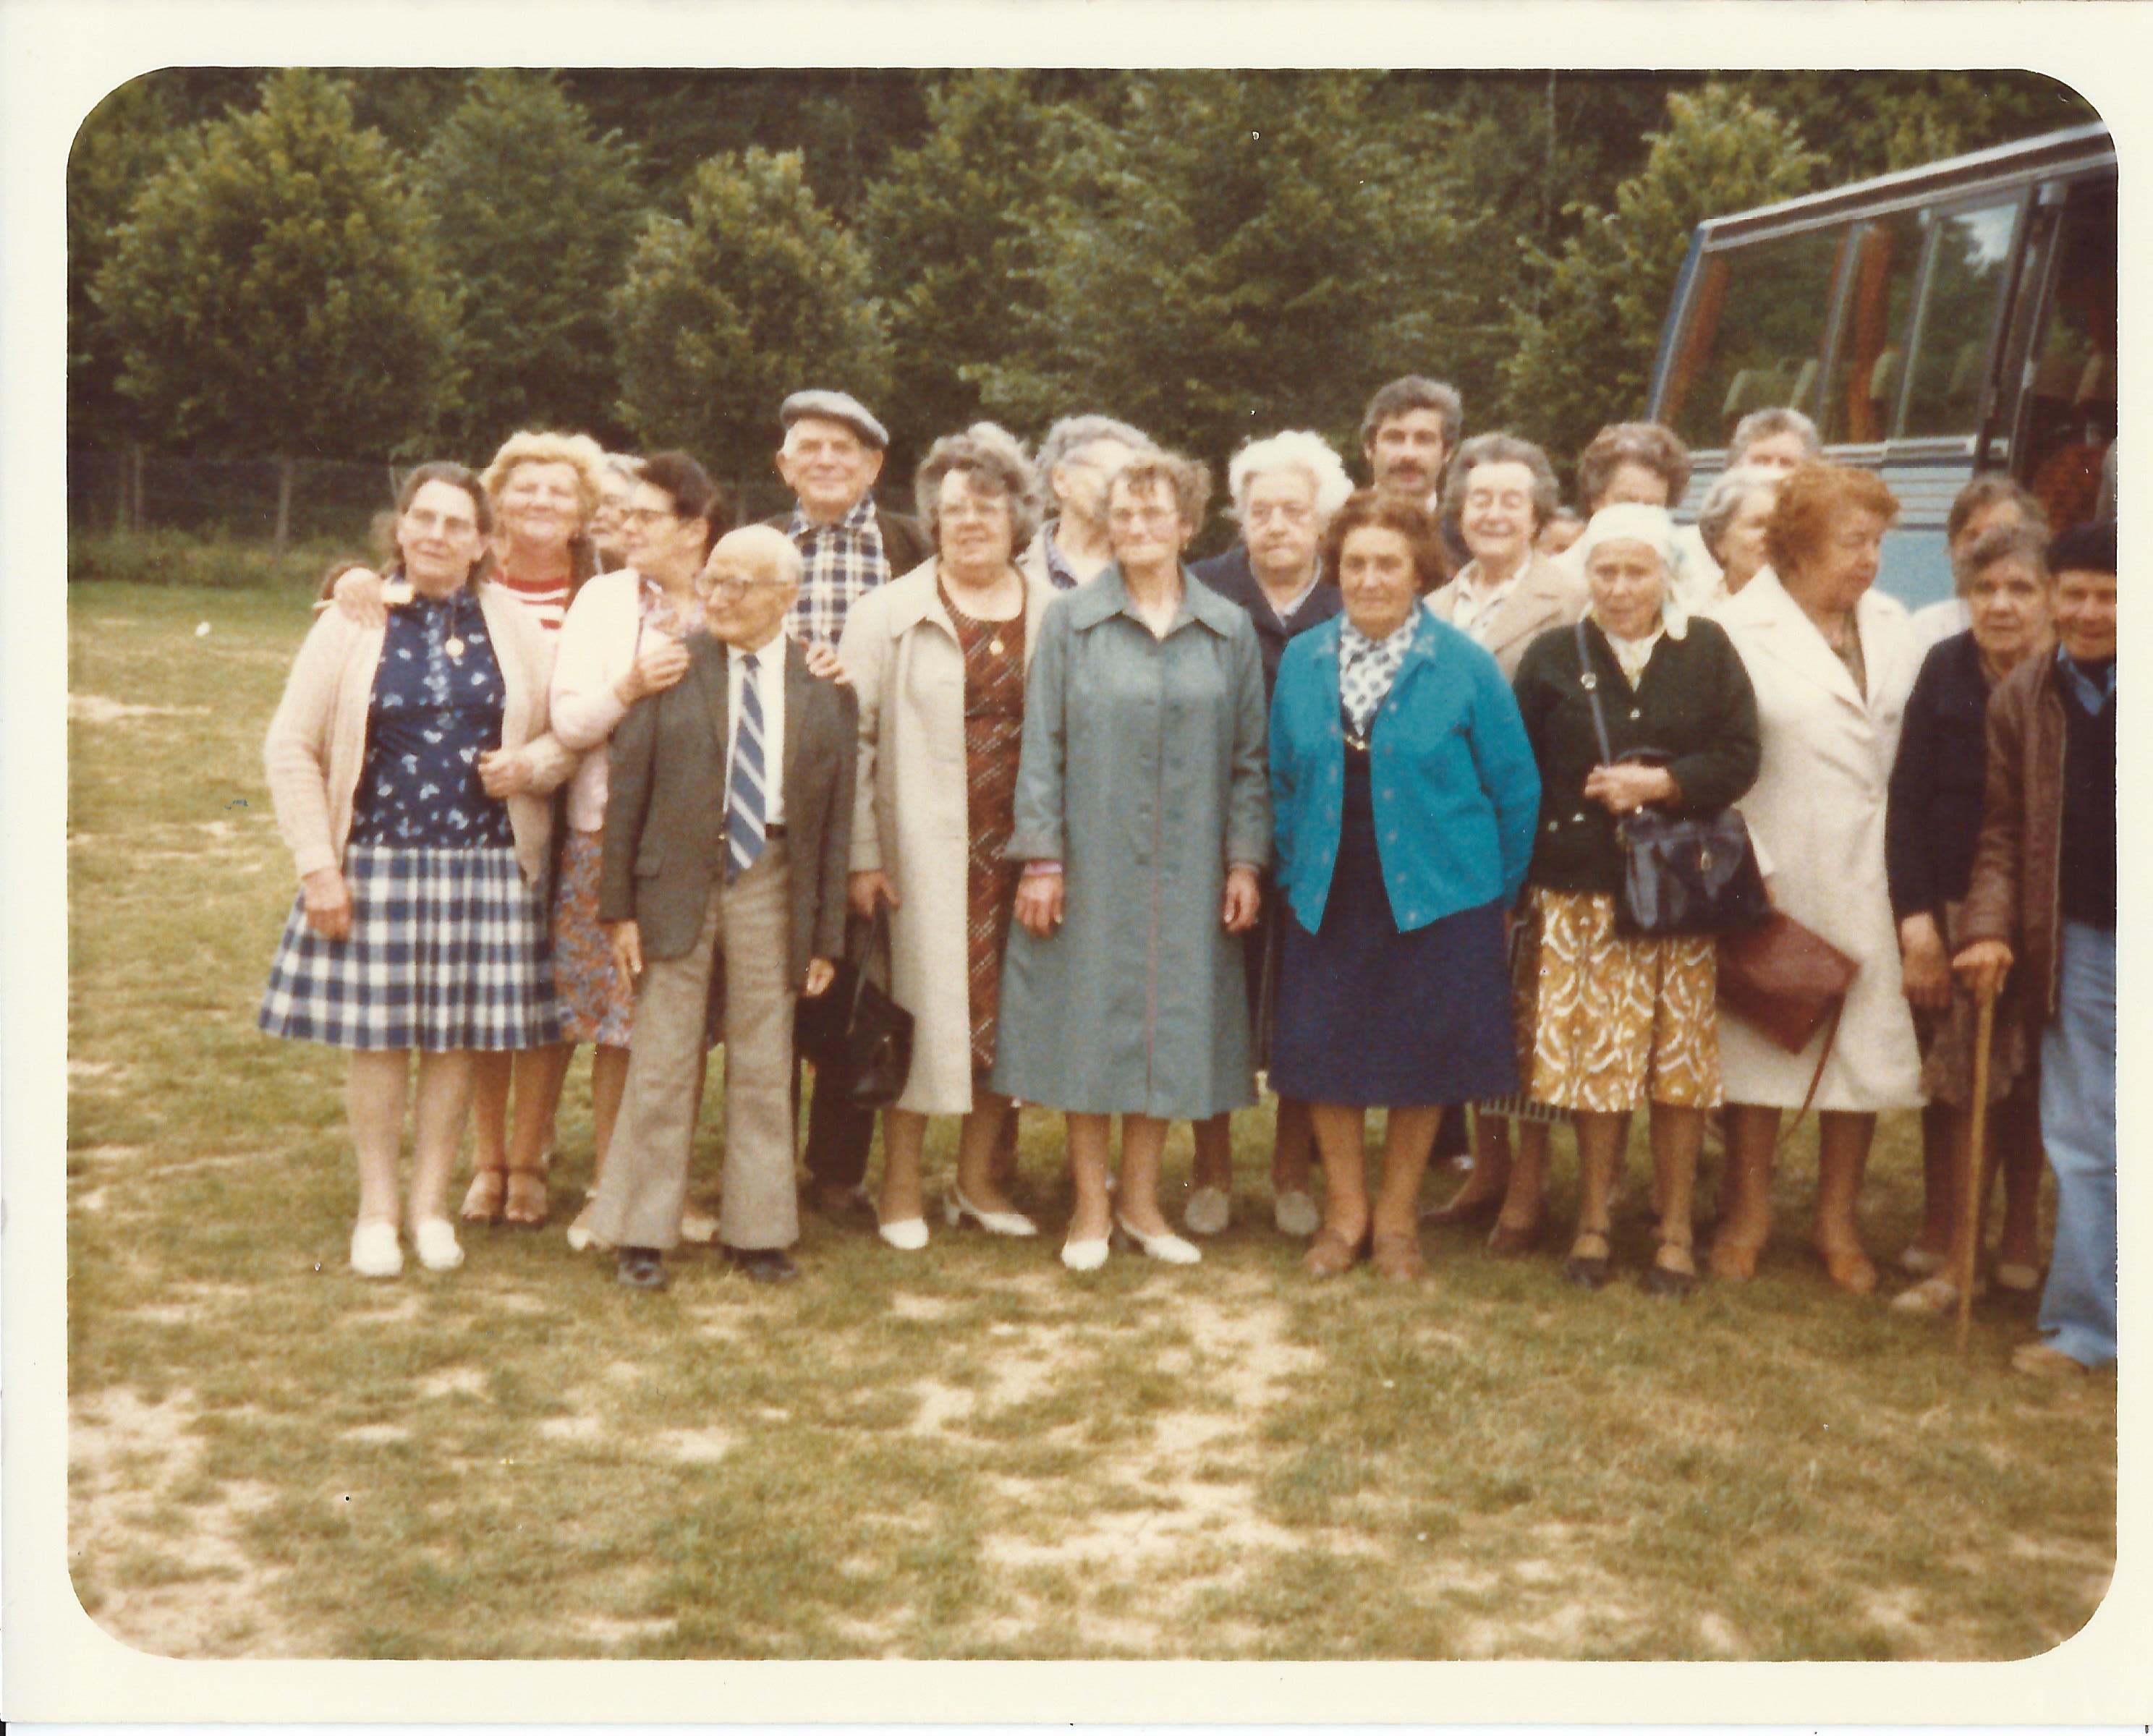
[944,584,1026,1076]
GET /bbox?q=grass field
[66,575,2116,1661]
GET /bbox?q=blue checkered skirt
[259,843,561,1051]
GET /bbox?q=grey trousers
[584,841,800,1252]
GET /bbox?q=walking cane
[1956,984,1998,1357]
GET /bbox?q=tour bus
[1646,122,2115,608]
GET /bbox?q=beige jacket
[1424,551,1589,680]
[263,579,576,885]
[837,558,1057,1115]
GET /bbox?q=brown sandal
[504,1168,549,1228]
[1302,1226,1368,1280]
[1371,1231,1431,1284]
[460,1167,506,1225]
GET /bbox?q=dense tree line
[75,67,2093,542]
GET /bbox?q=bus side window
[1660,224,1848,454]
[1819,211,1924,446]
[1900,202,2018,440]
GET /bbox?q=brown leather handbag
[1716,911,1859,1054]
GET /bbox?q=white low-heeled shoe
[412,1217,464,1272]
[1273,1189,1320,1239]
[678,1207,721,1247]
[1183,1186,1231,1237]
[946,1183,1039,1238]
[565,1210,613,1254]
[1115,1213,1202,1265]
[349,1220,402,1279]
[878,1217,930,1252]
[1061,1235,1109,1272]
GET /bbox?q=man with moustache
[1360,374,1466,575]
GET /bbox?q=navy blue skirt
[1270,753,1516,1108]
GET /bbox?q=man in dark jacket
[760,389,930,1222]
[589,527,857,1288]
[1955,521,2117,1377]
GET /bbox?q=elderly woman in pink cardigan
[259,464,574,1279]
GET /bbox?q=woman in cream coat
[1710,462,1926,1291]
[838,425,1058,1249]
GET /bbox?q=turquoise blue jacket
[1270,608,1540,934]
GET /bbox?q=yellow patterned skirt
[1515,888,1720,1113]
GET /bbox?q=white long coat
[838,557,1058,1115]
[1710,569,1926,1111]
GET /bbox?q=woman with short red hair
[1708,464,1927,1291]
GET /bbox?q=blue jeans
[2037,921,2116,1366]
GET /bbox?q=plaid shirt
[784,495,890,650]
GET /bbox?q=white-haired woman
[1185,430,1353,1240]
[1674,409,1819,599]
[1692,466,1783,605]
[1021,414,1154,592]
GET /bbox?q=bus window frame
[1885,190,2030,458]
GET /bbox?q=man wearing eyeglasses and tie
[586,525,857,1289]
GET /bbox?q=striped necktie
[726,649,768,881]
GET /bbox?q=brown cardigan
[1957,654,2067,1026]
[263,578,577,885]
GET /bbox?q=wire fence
[70,449,819,550]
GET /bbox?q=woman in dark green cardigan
[1505,504,1762,1293]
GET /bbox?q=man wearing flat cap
[763,389,933,1222]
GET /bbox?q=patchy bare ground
[69,1387,310,1657]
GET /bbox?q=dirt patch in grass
[70,1387,311,1656]
[69,694,208,724]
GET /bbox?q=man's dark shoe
[726,1244,799,1284]
[804,1180,874,1227]
[616,1247,668,1290]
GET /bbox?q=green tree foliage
[92,69,456,541]
[857,72,1069,472]
[1736,72,2098,182]
[611,148,893,480]
[1501,85,1826,467]
[418,71,643,455]
[966,72,1466,472]
[67,70,268,448]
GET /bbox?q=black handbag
[1574,621,1770,938]
[793,909,915,1111]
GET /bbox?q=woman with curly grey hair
[836,424,1060,1248]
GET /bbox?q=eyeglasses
[702,572,791,597]
[624,506,684,528]
[1245,501,1315,527]
[1108,505,1182,529]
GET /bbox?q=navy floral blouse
[350,590,514,849]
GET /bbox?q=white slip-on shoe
[350,1220,403,1279]
[677,1207,721,1247]
[1182,1186,1231,1238]
[878,1217,930,1252]
[412,1217,464,1272]
[1274,1189,1320,1239]
[946,1183,1039,1238]
[1060,1235,1109,1272]
[1116,1213,1202,1265]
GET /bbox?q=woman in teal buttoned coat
[992,452,1272,1272]
[1269,491,1540,1281]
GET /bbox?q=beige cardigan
[263,579,577,885]
[837,558,1056,1115]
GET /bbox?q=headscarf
[1576,503,1689,664]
